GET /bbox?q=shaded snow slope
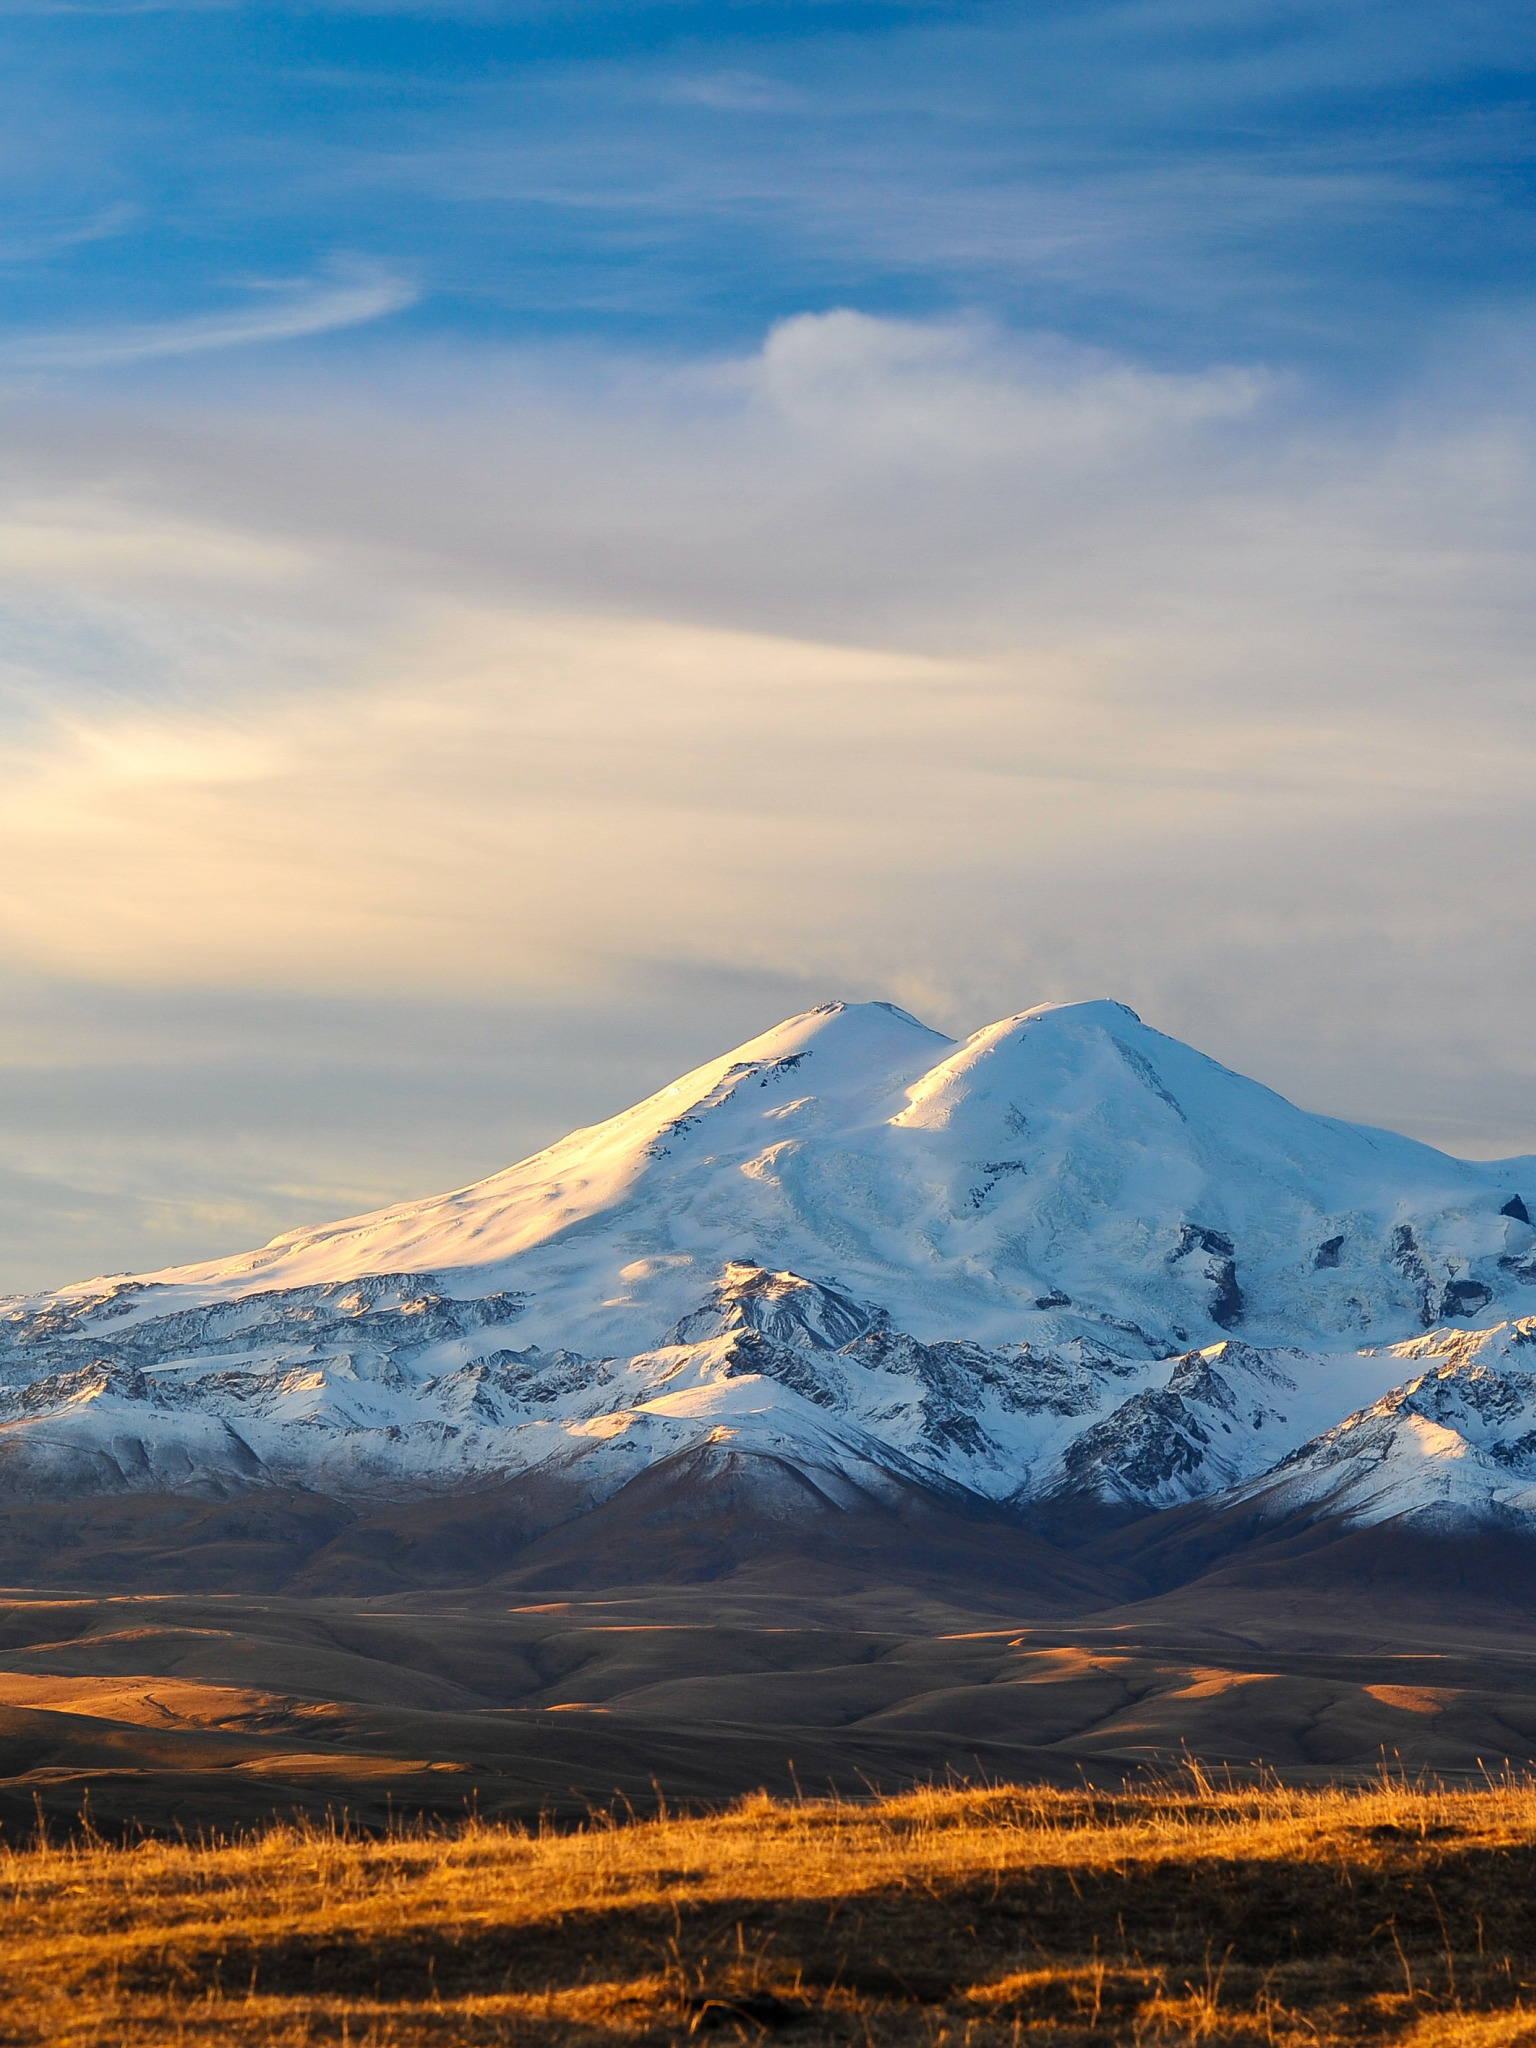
[4,995,1536,1533]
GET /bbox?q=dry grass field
[5,1776,1536,2047]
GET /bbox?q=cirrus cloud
[0,261,414,375]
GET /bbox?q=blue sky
[0,0,1534,1289]
[7,1,1534,371]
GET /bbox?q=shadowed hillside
[6,1564,1536,1840]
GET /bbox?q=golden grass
[6,1775,1536,2045]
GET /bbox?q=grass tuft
[3,1775,1536,2042]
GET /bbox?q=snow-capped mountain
[3,997,1535,1541]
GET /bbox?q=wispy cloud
[0,202,140,265]
[0,263,414,373]
[0,0,232,14]
[0,312,1531,1161]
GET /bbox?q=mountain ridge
[5,996,1536,1561]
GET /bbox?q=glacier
[4,996,1536,1539]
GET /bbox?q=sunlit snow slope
[4,998,1535,1532]
[88,998,1536,1353]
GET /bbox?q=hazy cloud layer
[0,307,1532,1292]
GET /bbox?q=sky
[1,0,1535,1292]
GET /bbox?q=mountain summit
[4,997,1536,1551]
[114,996,1534,1356]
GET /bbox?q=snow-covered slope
[0,1259,1410,1513]
[1229,1320,1536,1530]
[52,997,1536,1354]
[2,997,1534,1534]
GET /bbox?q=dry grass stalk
[3,1774,1536,2044]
